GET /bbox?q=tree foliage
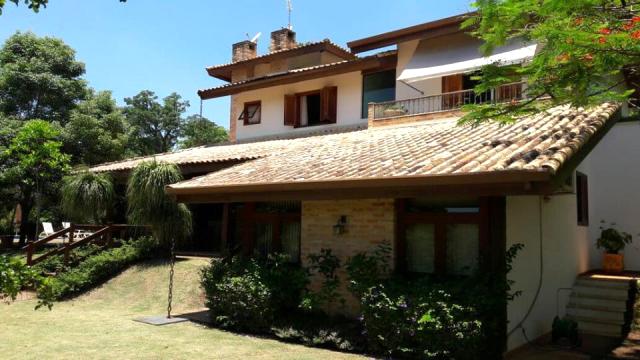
[0,0,127,15]
[62,90,128,165]
[0,120,69,243]
[461,0,640,125]
[0,31,87,122]
[126,161,191,245]
[0,255,53,309]
[0,0,48,14]
[124,91,189,155]
[180,115,228,149]
[60,171,114,224]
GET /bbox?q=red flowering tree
[461,0,640,124]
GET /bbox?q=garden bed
[199,245,521,359]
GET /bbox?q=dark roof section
[198,51,397,99]
[347,12,473,54]
[206,40,357,82]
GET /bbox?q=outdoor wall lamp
[333,215,348,235]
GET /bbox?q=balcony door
[441,74,463,110]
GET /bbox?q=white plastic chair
[39,222,55,239]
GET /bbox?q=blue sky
[0,0,472,129]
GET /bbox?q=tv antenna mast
[286,0,293,30]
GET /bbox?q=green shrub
[200,253,308,332]
[44,236,159,300]
[34,243,103,274]
[0,255,53,309]
[359,282,482,359]
[303,248,344,312]
[345,243,523,359]
[345,241,391,298]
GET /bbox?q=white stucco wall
[233,71,365,140]
[506,194,590,351]
[584,121,640,271]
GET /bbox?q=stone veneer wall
[301,199,396,314]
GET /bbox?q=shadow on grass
[176,308,369,357]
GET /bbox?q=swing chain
[167,237,175,318]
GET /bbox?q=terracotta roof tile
[167,103,619,192]
[89,124,365,173]
[206,40,355,72]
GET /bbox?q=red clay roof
[198,51,397,99]
[167,103,619,195]
[206,40,356,82]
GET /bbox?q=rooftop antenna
[286,0,293,30]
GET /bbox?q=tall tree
[124,91,189,155]
[62,90,128,165]
[461,0,639,125]
[180,115,228,149]
[0,120,70,244]
[0,32,88,123]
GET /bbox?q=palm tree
[60,171,114,224]
[126,160,191,318]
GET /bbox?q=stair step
[572,286,629,301]
[568,318,623,338]
[567,307,626,322]
[576,278,631,290]
[568,296,628,312]
[570,314,625,326]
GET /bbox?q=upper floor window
[362,69,396,118]
[284,86,337,127]
[239,101,261,125]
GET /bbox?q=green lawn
[0,258,363,360]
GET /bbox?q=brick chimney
[232,40,257,63]
[270,28,296,52]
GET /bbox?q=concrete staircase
[566,276,634,338]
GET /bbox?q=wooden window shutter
[321,86,337,123]
[284,94,298,127]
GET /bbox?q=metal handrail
[372,82,526,120]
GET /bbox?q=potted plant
[596,221,632,274]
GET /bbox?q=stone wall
[301,199,396,314]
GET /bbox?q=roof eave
[347,12,474,54]
[204,41,357,81]
[166,170,552,197]
[198,52,397,99]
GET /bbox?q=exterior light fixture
[333,215,348,235]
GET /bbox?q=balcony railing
[371,82,525,120]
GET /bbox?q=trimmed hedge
[42,236,159,300]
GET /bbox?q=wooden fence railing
[25,224,146,266]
